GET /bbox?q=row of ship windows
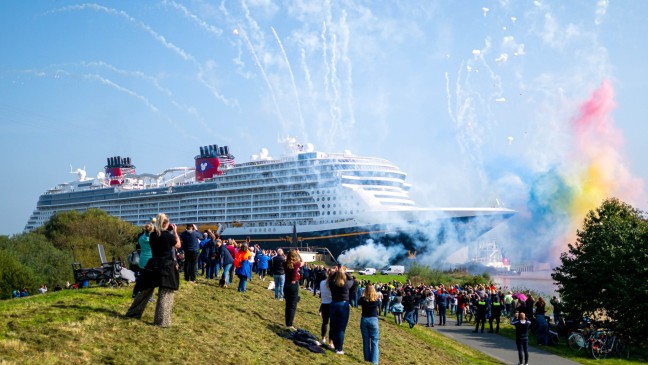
[226,161,398,177]
[117,198,317,210]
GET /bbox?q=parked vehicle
[380,265,405,275]
[358,268,376,275]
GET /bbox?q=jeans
[516,338,529,364]
[404,310,415,328]
[438,306,447,325]
[237,274,248,292]
[350,294,358,308]
[221,263,232,285]
[184,250,198,281]
[330,301,350,352]
[426,309,435,326]
[360,317,380,364]
[274,274,285,299]
[456,309,464,325]
[284,282,300,327]
[381,300,390,316]
[205,261,218,279]
[413,307,419,324]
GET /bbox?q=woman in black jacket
[125,213,181,327]
[327,266,357,355]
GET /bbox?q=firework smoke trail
[53,3,234,106]
[339,10,356,142]
[51,3,194,62]
[300,48,315,99]
[271,26,307,141]
[163,0,223,37]
[237,25,286,129]
[320,20,335,148]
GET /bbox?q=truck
[380,265,405,275]
[358,268,376,275]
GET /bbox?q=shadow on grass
[77,290,127,298]
[52,303,124,317]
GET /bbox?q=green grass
[354,273,407,285]
[0,277,503,365]
[496,321,646,365]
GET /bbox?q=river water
[492,271,558,297]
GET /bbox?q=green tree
[0,250,39,299]
[552,198,648,346]
[37,209,140,266]
[0,233,73,289]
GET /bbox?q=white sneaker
[335,351,344,355]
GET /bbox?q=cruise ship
[25,141,515,258]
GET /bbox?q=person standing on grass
[283,249,303,330]
[125,213,181,327]
[380,286,391,317]
[272,249,286,300]
[132,222,154,300]
[319,268,334,348]
[359,284,381,364]
[218,239,234,288]
[403,289,416,329]
[256,249,270,281]
[328,265,357,355]
[202,231,217,279]
[511,312,531,365]
[179,224,202,283]
[234,243,251,292]
[390,290,404,325]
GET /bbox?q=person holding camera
[511,312,531,365]
[125,213,181,327]
[180,224,202,283]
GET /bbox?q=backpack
[127,251,140,270]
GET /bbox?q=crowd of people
[119,215,553,365]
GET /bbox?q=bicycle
[590,330,630,360]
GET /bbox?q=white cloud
[595,0,609,25]
[495,53,509,63]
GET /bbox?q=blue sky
[1,1,647,261]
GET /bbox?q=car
[358,268,376,275]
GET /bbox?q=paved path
[427,318,580,365]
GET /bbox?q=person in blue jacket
[256,249,270,281]
[218,239,234,287]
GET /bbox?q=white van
[358,268,376,275]
[380,265,405,275]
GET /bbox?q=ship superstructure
[25,142,515,258]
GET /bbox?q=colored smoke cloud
[493,80,645,264]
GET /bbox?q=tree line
[0,209,139,299]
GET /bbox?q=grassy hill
[0,277,503,365]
